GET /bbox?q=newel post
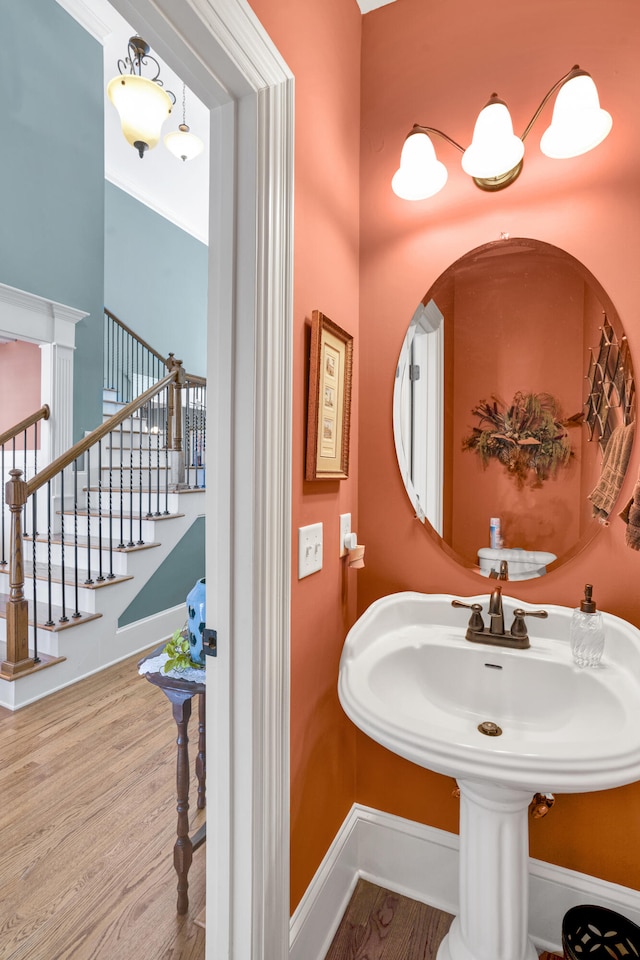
[166,353,185,486]
[1,468,32,676]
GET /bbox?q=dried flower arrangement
[462,391,572,487]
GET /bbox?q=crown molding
[52,0,115,43]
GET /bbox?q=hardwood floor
[0,650,205,960]
[324,879,453,960]
[324,879,561,960]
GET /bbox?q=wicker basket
[563,905,640,960]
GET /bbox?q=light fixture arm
[519,64,583,142]
[116,36,176,105]
[409,123,465,154]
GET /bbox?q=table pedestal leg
[172,695,193,915]
[196,691,206,810]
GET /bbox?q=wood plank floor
[324,879,562,960]
[0,650,205,960]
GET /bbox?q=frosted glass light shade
[391,131,448,201]
[107,74,173,156]
[164,124,204,162]
[462,100,524,179]
[540,73,612,159]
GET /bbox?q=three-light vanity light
[391,65,612,200]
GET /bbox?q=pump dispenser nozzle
[580,583,597,613]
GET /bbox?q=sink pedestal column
[437,779,538,960]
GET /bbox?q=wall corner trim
[290,803,640,960]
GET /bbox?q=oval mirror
[393,238,636,581]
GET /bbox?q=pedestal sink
[338,592,640,960]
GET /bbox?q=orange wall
[359,0,640,891]
[0,341,41,448]
[247,0,362,912]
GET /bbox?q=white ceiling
[54,0,210,244]
[356,0,397,11]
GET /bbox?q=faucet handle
[452,599,485,632]
[510,607,549,639]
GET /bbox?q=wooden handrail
[105,308,167,365]
[184,373,206,387]
[26,371,176,497]
[0,405,50,448]
[105,310,207,386]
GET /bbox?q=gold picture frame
[305,310,353,480]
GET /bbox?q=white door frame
[110,1,294,957]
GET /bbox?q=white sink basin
[339,592,640,960]
[339,591,640,793]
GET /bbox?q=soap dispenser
[570,584,605,667]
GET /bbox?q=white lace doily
[139,651,206,683]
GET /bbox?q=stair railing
[104,308,167,404]
[0,404,50,567]
[104,309,206,488]
[1,358,205,677]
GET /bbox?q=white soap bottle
[570,584,605,667]
[490,517,501,550]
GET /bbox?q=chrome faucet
[451,586,548,649]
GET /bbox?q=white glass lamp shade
[107,74,173,156]
[164,124,204,162]
[540,73,612,159]
[461,100,525,179]
[391,130,448,201]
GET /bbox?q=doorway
[106,1,294,957]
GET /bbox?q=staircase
[0,321,206,710]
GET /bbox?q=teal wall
[118,516,206,627]
[0,0,104,438]
[104,183,208,377]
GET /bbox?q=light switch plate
[339,513,351,557]
[298,522,323,578]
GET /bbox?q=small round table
[139,646,206,915]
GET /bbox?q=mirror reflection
[394,238,636,580]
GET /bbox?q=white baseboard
[289,803,640,960]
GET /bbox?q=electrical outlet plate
[339,513,351,557]
[298,522,323,578]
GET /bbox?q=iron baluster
[129,328,133,403]
[1,445,6,565]
[146,402,153,518]
[22,428,29,538]
[163,386,170,514]
[155,420,161,516]
[59,469,68,622]
[185,381,191,488]
[45,480,54,626]
[31,494,39,661]
[72,459,81,618]
[137,402,144,544]
[85,447,94,584]
[96,439,105,581]
[118,424,125,548]
[107,427,115,579]
[117,322,122,401]
[128,415,135,546]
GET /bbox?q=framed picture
[305,310,353,480]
